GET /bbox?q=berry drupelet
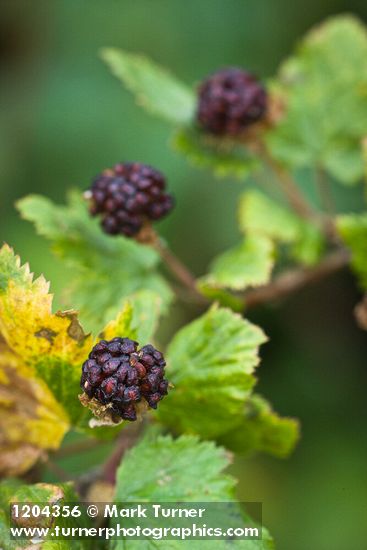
[87,162,174,237]
[197,67,267,136]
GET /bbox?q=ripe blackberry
[80,337,169,421]
[87,162,174,237]
[197,67,267,136]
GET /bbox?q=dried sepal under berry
[87,162,174,237]
[80,337,169,422]
[197,67,267,136]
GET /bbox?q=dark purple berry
[80,337,169,421]
[197,67,267,136]
[87,163,174,238]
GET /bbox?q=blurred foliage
[17,192,172,333]
[337,213,367,288]
[267,15,367,184]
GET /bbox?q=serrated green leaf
[218,394,299,458]
[0,481,89,550]
[267,15,367,185]
[103,289,164,344]
[17,192,173,334]
[116,433,235,501]
[239,190,301,241]
[239,190,324,266]
[200,235,274,291]
[157,306,267,440]
[173,126,259,179]
[0,245,87,476]
[337,213,367,288]
[100,48,195,125]
[113,433,274,550]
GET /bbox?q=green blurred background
[1,1,367,549]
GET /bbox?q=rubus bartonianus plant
[1,13,367,550]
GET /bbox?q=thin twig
[102,423,143,485]
[154,238,199,292]
[75,424,144,496]
[255,142,338,241]
[257,144,317,221]
[315,166,335,215]
[138,224,205,302]
[243,249,350,308]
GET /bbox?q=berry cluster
[81,337,169,421]
[197,67,267,136]
[88,162,174,237]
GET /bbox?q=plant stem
[259,144,317,221]
[139,225,205,302]
[243,249,350,308]
[154,238,198,292]
[255,141,338,241]
[102,423,143,485]
[315,166,335,215]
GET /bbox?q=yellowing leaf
[0,245,93,475]
[0,287,91,368]
[0,245,167,474]
[0,341,68,477]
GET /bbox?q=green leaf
[0,481,89,550]
[196,282,245,312]
[100,48,195,125]
[157,306,267,440]
[218,394,300,458]
[17,192,173,334]
[200,236,274,291]
[363,137,367,201]
[116,432,235,501]
[173,126,259,179]
[239,190,301,241]
[103,289,164,344]
[113,433,275,550]
[267,15,367,184]
[337,213,367,288]
[0,246,35,292]
[291,223,325,266]
[239,190,324,266]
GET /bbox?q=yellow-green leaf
[0,344,68,476]
[200,235,275,291]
